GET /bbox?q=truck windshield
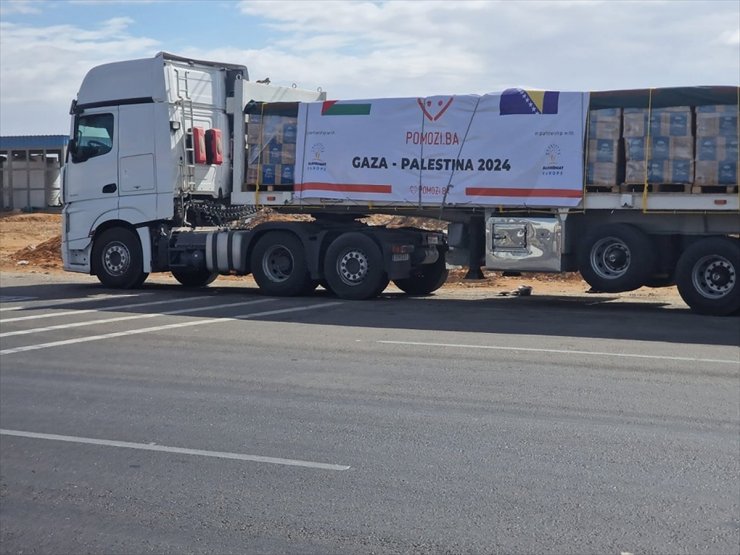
[72,113,113,163]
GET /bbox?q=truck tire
[323,232,387,300]
[92,228,148,289]
[644,274,675,288]
[393,254,448,296]
[675,237,740,316]
[578,224,654,293]
[171,268,218,287]
[250,231,313,296]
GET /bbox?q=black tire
[323,232,387,300]
[675,237,740,316]
[300,280,320,295]
[92,228,147,289]
[393,253,449,296]
[644,274,675,288]
[250,231,312,296]
[578,224,654,293]
[171,268,217,287]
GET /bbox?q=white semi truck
[62,52,740,315]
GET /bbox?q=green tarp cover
[589,86,738,109]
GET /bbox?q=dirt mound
[10,235,63,269]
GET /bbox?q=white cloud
[0,17,159,134]
[0,0,42,15]
[1,1,737,135]
[232,0,739,98]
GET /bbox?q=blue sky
[1,0,738,134]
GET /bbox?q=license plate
[392,253,410,262]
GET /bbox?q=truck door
[66,107,119,203]
[64,107,119,242]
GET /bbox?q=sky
[0,0,738,135]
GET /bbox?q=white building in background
[0,135,68,210]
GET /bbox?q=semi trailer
[62,52,740,315]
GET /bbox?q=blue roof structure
[0,135,69,150]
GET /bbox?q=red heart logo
[417,97,454,122]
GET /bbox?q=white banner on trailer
[294,90,589,207]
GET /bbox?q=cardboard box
[625,136,693,161]
[586,162,619,186]
[696,136,739,161]
[623,107,691,137]
[696,110,738,137]
[588,108,621,140]
[625,159,693,184]
[588,139,618,163]
[695,160,738,186]
[245,163,295,186]
[247,123,263,145]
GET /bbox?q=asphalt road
[1,272,738,554]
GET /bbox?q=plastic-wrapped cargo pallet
[623,106,693,189]
[245,113,298,191]
[694,105,738,191]
[586,108,621,189]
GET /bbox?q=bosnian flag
[500,89,559,115]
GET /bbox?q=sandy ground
[0,210,682,302]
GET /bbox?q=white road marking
[0,293,147,313]
[1,301,342,355]
[0,298,274,337]
[1,294,212,323]
[377,340,740,366]
[0,429,350,471]
[233,301,342,319]
[0,296,37,304]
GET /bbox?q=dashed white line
[0,296,37,304]
[233,302,342,319]
[0,429,350,471]
[377,340,740,365]
[0,298,274,337]
[1,294,212,323]
[0,293,147,313]
[1,301,342,355]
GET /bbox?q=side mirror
[68,139,89,163]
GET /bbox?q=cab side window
[72,113,114,163]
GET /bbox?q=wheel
[578,224,654,293]
[92,228,147,289]
[393,252,449,296]
[250,231,313,296]
[171,268,217,287]
[675,237,740,316]
[323,232,387,300]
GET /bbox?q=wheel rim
[262,245,294,282]
[691,254,736,299]
[591,237,630,279]
[103,241,130,276]
[337,248,369,286]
